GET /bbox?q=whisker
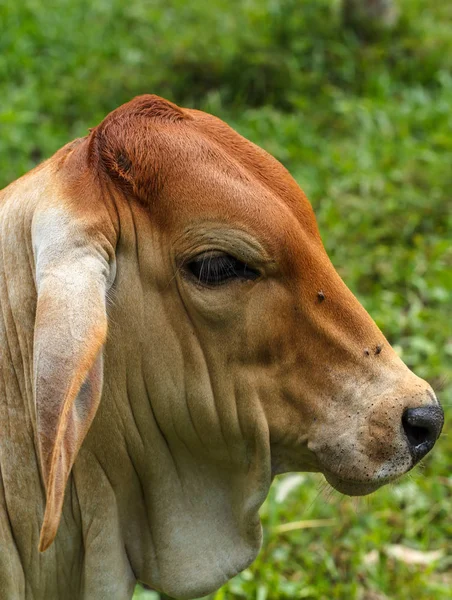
[164,248,187,288]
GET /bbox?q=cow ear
[32,209,114,552]
[92,94,188,201]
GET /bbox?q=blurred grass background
[1,0,451,598]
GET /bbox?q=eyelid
[187,250,227,262]
[177,247,276,277]
[185,252,260,284]
[174,226,273,267]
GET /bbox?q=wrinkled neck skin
[0,158,271,600]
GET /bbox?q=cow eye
[186,253,260,286]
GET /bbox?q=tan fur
[0,95,442,599]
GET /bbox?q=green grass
[1,1,451,598]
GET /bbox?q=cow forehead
[146,110,323,262]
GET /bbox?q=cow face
[97,96,442,495]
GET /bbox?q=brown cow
[0,95,443,599]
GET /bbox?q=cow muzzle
[308,379,444,497]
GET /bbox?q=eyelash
[186,253,260,286]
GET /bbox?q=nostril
[402,417,431,447]
[402,405,444,463]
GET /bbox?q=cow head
[32,95,443,598]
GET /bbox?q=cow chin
[308,426,413,498]
[323,470,396,497]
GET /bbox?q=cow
[0,95,443,599]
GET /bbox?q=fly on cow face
[0,94,443,600]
